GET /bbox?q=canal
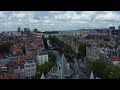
[47,39,62,63]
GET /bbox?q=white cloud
[49,11,65,14]
[95,11,120,22]
[54,11,81,20]
[0,11,119,32]
[0,12,7,19]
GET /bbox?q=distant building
[86,46,100,62]
[18,27,21,32]
[34,29,38,33]
[14,56,36,79]
[109,26,115,36]
[24,28,28,32]
[109,26,115,30]
[118,26,120,30]
[24,28,31,35]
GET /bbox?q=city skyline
[0,11,120,32]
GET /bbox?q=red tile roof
[0,72,15,79]
[0,54,5,58]
[12,45,22,53]
[13,49,22,52]
[12,45,21,49]
[35,40,44,46]
[18,55,33,64]
[26,44,34,48]
[28,37,32,40]
[112,57,120,61]
[10,58,17,61]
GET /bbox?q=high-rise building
[109,26,115,30]
[18,27,21,32]
[24,28,28,32]
[34,29,38,32]
[109,26,115,36]
[118,26,120,30]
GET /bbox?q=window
[31,64,34,67]
[59,66,60,70]
[118,63,120,65]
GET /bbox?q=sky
[0,11,120,32]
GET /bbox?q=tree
[35,62,56,79]
[78,43,90,58]
[42,35,48,49]
[0,42,13,53]
[48,35,72,53]
[91,59,107,78]
[63,43,71,53]
[103,64,120,79]
[49,52,56,63]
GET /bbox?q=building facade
[36,51,48,65]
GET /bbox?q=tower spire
[89,70,94,79]
[40,73,46,79]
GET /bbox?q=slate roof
[56,54,73,79]
[0,58,10,65]
[47,54,73,79]
[73,61,87,79]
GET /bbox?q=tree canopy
[78,43,91,58]
[0,42,13,53]
[103,64,120,79]
[42,35,48,49]
[91,59,107,78]
[91,59,120,79]
[48,35,72,53]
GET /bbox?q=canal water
[47,39,62,63]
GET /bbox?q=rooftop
[38,51,48,55]
[0,58,10,65]
[35,40,44,46]
[112,57,120,61]
[0,72,15,79]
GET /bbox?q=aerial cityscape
[0,11,120,79]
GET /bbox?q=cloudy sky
[0,11,120,32]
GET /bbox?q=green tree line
[0,42,13,53]
[48,35,72,53]
[91,59,120,79]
